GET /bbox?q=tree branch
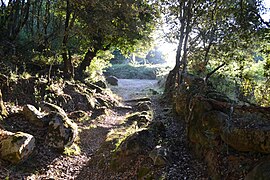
[205,62,226,82]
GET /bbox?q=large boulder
[186,95,270,154]
[22,104,49,127]
[0,130,35,164]
[173,74,270,178]
[111,129,155,172]
[44,103,78,149]
[221,108,270,153]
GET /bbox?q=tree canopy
[0,0,159,78]
[162,0,269,103]
[0,0,269,105]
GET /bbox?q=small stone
[106,76,118,86]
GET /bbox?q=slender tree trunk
[62,0,74,79]
[164,0,194,98]
[180,0,193,83]
[37,0,42,32]
[43,0,50,50]
[164,1,185,95]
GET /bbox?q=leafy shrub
[85,50,113,82]
[105,63,170,80]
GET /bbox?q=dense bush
[105,63,171,80]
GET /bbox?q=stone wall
[174,74,270,179]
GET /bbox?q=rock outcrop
[21,102,78,150]
[41,102,78,149]
[173,74,270,178]
[126,111,153,128]
[46,110,78,149]
[111,129,155,171]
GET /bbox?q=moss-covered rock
[111,129,155,172]
[136,101,151,111]
[0,130,35,164]
[126,111,153,128]
[173,74,270,178]
[45,106,78,149]
[221,127,270,153]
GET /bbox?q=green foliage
[71,0,159,54]
[161,0,270,105]
[0,0,160,79]
[110,50,128,64]
[110,47,166,65]
[32,53,63,66]
[106,63,162,79]
[63,143,81,156]
[85,50,113,82]
[210,59,270,106]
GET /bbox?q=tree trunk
[62,0,74,79]
[164,1,186,96]
[179,0,193,83]
[77,49,97,79]
[164,0,195,99]
[62,51,74,79]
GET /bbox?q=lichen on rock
[22,104,48,127]
[0,130,35,164]
[45,106,78,149]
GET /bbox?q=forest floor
[0,79,208,179]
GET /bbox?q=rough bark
[164,0,193,97]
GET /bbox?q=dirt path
[109,79,158,100]
[76,79,208,179]
[0,78,207,179]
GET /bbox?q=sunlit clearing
[153,31,177,68]
[153,20,177,68]
[156,40,177,68]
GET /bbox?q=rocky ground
[0,78,209,179]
